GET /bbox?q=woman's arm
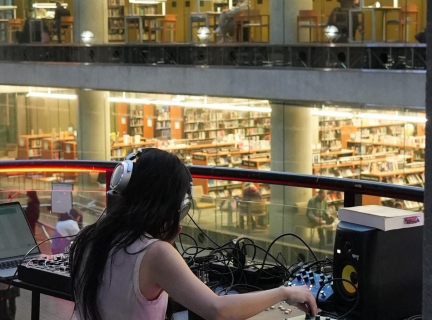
[141,241,317,320]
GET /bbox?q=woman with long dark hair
[70,148,317,320]
[25,190,40,234]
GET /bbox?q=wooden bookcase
[154,105,182,139]
[107,0,125,42]
[191,148,270,195]
[110,140,156,160]
[129,104,155,137]
[63,141,77,160]
[183,109,270,142]
[18,134,53,159]
[41,137,75,160]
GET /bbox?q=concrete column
[76,90,110,160]
[270,0,313,44]
[422,0,432,316]
[269,103,313,237]
[73,0,108,44]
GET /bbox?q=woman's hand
[285,285,318,316]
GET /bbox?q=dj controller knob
[296,274,302,281]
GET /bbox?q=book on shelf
[338,205,424,231]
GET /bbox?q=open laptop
[0,202,43,279]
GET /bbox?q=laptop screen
[0,202,40,260]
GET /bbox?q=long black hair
[70,148,192,320]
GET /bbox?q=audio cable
[315,277,359,320]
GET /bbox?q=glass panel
[0,0,426,44]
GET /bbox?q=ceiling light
[26,88,77,100]
[356,112,426,123]
[108,96,271,112]
[32,3,68,8]
[311,109,353,118]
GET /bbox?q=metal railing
[0,160,423,206]
[0,43,426,70]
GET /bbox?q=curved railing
[0,43,426,70]
[0,160,424,206]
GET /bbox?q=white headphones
[110,148,193,221]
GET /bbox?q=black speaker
[333,222,423,320]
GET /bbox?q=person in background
[51,208,82,254]
[25,191,40,235]
[393,201,404,209]
[54,1,71,43]
[70,148,317,320]
[213,0,250,43]
[239,183,267,229]
[16,10,50,44]
[306,190,334,245]
[327,0,360,42]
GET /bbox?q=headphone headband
[109,148,193,221]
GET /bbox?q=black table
[0,278,73,320]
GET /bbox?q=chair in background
[192,185,215,223]
[160,14,176,42]
[293,201,317,244]
[297,10,325,42]
[60,16,74,43]
[237,199,268,231]
[7,18,23,43]
[234,9,269,43]
[386,4,418,42]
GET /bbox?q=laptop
[0,202,43,279]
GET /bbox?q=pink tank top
[78,236,168,320]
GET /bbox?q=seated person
[51,208,82,254]
[306,190,334,245]
[214,0,250,43]
[69,149,317,320]
[393,201,404,209]
[239,183,267,229]
[327,0,360,42]
[16,10,50,44]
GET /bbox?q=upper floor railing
[0,43,426,70]
[0,159,423,205]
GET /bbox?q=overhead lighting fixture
[26,88,77,100]
[129,0,166,2]
[356,112,426,123]
[32,2,68,8]
[311,109,353,118]
[108,95,271,112]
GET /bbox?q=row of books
[108,8,124,17]
[184,111,270,123]
[108,0,125,5]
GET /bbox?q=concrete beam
[0,62,425,107]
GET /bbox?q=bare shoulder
[144,240,181,264]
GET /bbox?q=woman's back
[76,236,168,320]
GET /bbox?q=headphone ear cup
[110,160,134,194]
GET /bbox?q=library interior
[0,0,427,44]
[0,85,425,215]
